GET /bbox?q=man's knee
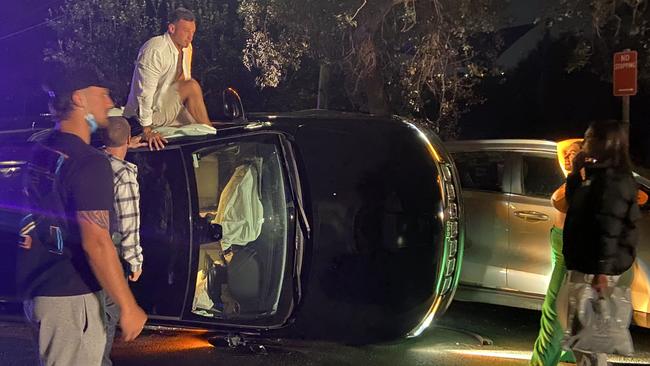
[179,79,202,98]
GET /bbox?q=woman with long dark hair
[562,120,641,365]
[530,140,580,366]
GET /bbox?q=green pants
[530,227,575,365]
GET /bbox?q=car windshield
[190,137,290,320]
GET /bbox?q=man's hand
[142,128,167,151]
[77,210,147,341]
[119,304,147,341]
[592,274,609,295]
[129,269,143,282]
[128,136,148,150]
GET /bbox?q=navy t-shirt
[27,131,114,296]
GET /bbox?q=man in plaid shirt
[101,116,145,366]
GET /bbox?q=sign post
[613,50,637,127]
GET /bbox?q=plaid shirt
[106,153,143,274]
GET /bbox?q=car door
[452,151,510,290]
[507,152,565,295]
[180,132,300,330]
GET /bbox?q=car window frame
[178,131,301,330]
[451,149,515,195]
[512,151,561,200]
[509,151,565,199]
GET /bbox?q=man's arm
[114,172,143,281]
[72,155,146,341]
[132,47,163,128]
[77,211,146,340]
[132,47,168,150]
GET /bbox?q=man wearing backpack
[19,65,147,366]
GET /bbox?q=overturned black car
[0,108,463,343]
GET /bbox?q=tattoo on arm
[77,210,110,230]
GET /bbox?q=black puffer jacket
[563,166,641,275]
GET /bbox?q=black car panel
[0,111,463,343]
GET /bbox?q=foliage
[236,0,507,138]
[547,0,650,88]
[45,0,249,107]
[45,0,157,103]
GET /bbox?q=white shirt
[124,33,193,127]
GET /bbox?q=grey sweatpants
[102,290,120,366]
[24,292,107,366]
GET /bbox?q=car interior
[190,141,289,320]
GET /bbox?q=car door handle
[514,210,549,222]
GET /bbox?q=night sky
[0,0,62,121]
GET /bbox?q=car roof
[248,109,393,121]
[132,110,406,149]
[444,139,559,154]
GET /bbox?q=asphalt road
[1,301,649,366]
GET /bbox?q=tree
[546,0,650,87]
[237,0,507,137]
[44,0,252,110]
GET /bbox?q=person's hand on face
[571,151,587,173]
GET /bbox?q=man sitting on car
[123,7,212,151]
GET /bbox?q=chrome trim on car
[400,120,464,338]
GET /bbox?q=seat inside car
[226,154,286,316]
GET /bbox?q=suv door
[452,151,510,290]
[507,153,565,295]
[181,133,299,330]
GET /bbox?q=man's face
[81,86,114,127]
[168,19,196,49]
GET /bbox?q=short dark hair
[170,7,195,24]
[587,120,632,171]
[103,117,131,147]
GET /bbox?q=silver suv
[445,139,650,327]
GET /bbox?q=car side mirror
[223,87,246,123]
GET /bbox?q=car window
[190,136,289,320]
[453,151,507,193]
[522,155,565,198]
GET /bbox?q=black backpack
[14,142,72,298]
[20,143,69,252]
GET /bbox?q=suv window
[190,136,289,320]
[453,152,507,193]
[522,155,565,198]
